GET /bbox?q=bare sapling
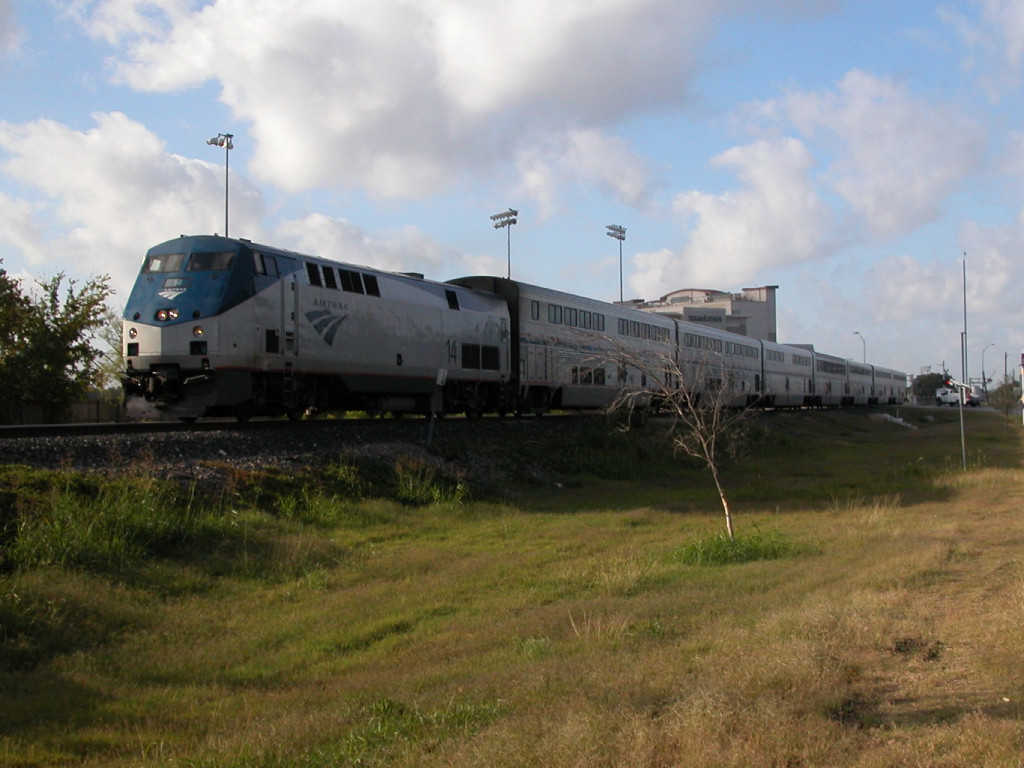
[605,343,757,539]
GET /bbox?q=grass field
[1,406,1023,767]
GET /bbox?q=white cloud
[941,0,1024,98]
[0,190,45,265]
[0,112,264,296]
[778,70,986,238]
[60,0,191,46]
[630,137,830,299]
[61,0,749,203]
[0,0,21,56]
[512,128,658,220]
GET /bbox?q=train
[121,234,907,421]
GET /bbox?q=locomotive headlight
[155,308,179,321]
[192,325,204,337]
[168,308,179,319]
[128,327,138,339]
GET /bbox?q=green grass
[1,407,1023,767]
[673,527,811,565]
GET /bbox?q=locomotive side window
[481,345,500,370]
[461,344,501,371]
[306,262,322,286]
[322,266,339,290]
[463,343,481,369]
[531,300,540,320]
[445,290,460,310]
[363,274,380,296]
[340,269,364,293]
[266,329,280,354]
[144,253,185,273]
[254,253,280,277]
[188,251,235,271]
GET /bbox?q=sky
[1,0,1023,383]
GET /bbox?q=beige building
[623,285,779,342]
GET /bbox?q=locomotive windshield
[142,251,236,273]
[143,253,185,273]
[187,251,235,271]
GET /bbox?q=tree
[912,371,945,399]
[0,263,113,423]
[94,305,127,397]
[987,376,1021,429]
[608,343,756,539]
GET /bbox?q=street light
[606,224,626,303]
[207,132,234,237]
[982,342,994,396]
[852,331,865,363]
[490,208,518,278]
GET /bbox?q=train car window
[306,262,322,286]
[445,290,460,310]
[566,307,577,326]
[594,368,606,385]
[363,274,381,296]
[581,310,591,329]
[618,318,628,335]
[549,305,562,324]
[188,252,235,271]
[531,300,540,320]
[482,346,500,370]
[462,343,481,369]
[595,314,605,332]
[630,320,640,337]
[322,266,339,290]
[144,253,185,273]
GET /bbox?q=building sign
[685,313,723,323]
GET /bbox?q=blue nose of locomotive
[124,235,253,324]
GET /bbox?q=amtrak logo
[158,287,187,300]
[305,310,348,346]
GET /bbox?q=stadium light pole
[852,330,865,363]
[981,342,994,396]
[207,133,234,237]
[606,224,626,303]
[490,208,518,278]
